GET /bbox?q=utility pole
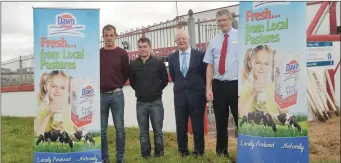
[176,1,178,18]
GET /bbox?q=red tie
[218,34,229,75]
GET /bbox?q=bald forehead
[176,30,189,39]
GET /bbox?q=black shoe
[142,155,151,159]
[116,159,124,163]
[102,159,110,163]
[225,153,230,158]
[217,152,229,157]
[192,151,203,158]
[154,152,164,158]
[180,151,190,157]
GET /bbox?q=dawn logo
[253,2,290,9]
[82,86,94,97]
[284,60,300,79]
[48,13,86,38]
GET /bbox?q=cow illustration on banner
[237,2,309,163]
[33,8,101,163]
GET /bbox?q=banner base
[237,134,309,163]
[34,150,102,163]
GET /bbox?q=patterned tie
[218,34,229,75]
[181,52,188,77]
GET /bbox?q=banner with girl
[237,2,309,163]
[33,8,101,163]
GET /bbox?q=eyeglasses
[175,37,189,42]
[216,18,232,23]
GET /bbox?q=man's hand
[206,64,214,102]
[206,89,214,102]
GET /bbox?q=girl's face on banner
[252,50,272,79]
[47,75,68,102]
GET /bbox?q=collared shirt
[179,46,191,71]
[203,28,239,81]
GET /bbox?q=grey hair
[216,9,232,18]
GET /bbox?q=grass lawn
[1,116,340,163]
[34,136,101,153]
[238,120,309,137]
[1,116,235,163]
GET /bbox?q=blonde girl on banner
[239,44,286,117]
[34,70,82,137]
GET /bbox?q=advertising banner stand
[33,7,101,163]
[237,2,309,163]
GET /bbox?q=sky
[1,1,239,62]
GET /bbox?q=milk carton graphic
[70,78,95,128]
[53,111,63,123]
[256,73,268,111]
[274,53,300,111]
[51,95,65,123]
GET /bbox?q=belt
[214,79,237,84]
[101,88,121,94]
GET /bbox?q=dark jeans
[136,98,165,158]
[100,89,125,162]
[175,99,205,155]
[212,79,238,156]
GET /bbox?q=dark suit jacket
[168,48,207,107]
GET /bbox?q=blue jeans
[100,89,125,162]
[136,99,165,158]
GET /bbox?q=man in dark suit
[168,29,207,157]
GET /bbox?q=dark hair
[102,24,117,36]
[138,37,151,47]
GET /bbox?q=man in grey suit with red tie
[168,29,207,157]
